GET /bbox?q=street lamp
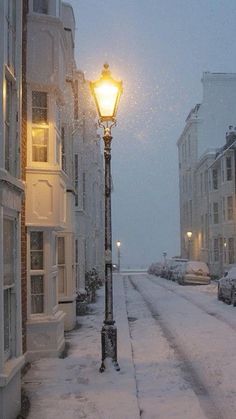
[116,240,121,272]
[186,231,192,259]
[163,251,167,266]
[90,64,123,373]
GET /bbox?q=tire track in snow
[148,276,236,333]
[127,275,223,419]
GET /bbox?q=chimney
[226,125,236,146]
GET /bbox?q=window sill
[0,169,25,193]
[0,355,25,387]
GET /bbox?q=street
[125,274,236,419]
[22,273,236,419]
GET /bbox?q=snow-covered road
[125,273,236,419]
[22,273,236,419]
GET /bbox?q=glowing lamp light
[116,240,121,248]
[90,63,123,122]
[187,231,193,239]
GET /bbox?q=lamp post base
[99,324,120,372]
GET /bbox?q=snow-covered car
[218,267,236,305]
[168,259,188,281]
[148,262,163,276]
[177,261,210,285]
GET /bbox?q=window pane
[33,0,48,15]
[58,267,65,294]
[32,91,48,123]
[30,232,43,270]
[3,218,14,286]
[229,238,234,264]
[31,251,43,270]
[32,91,47,108]
[30,231,43,250]
[58,237,65,264]
[32,128,48,162]
[31,275,44,314]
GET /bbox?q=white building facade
[25,0,77,360]
[0,1,25,418]
[178,73,236,276]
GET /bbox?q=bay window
[32,91,48,162]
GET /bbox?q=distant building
[178,73,236,276]
[206,129,236,275]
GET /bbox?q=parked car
[148,262,163,276]
[177,261,210,285]
[161,259,176,279]
[161,264,169,278]
[167,258,188,281]
[218,267,236,305]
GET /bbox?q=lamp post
[163,251,167,266]
[90,64,123,372]
[116,240,121,272]
[186,231,192,259]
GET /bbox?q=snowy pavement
[22,273,236,419]
[22,275,140,419]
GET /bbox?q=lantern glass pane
[94,83,119,118]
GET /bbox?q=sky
[67,0,236,268]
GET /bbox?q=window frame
[226,156,232,181]
[212,168,218,190]
[227,195,233,221]
[3,216,17,361]
[214,238,219,262]
[29,231,45,315]
[33,0,49,14]
[4,69,17,176]
[31,90,49,164]
[213,202,219,224]
[57,235,66,296]
[228,237,234,264]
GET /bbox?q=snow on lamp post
[116,240,121,272]
[90,64,123,373]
